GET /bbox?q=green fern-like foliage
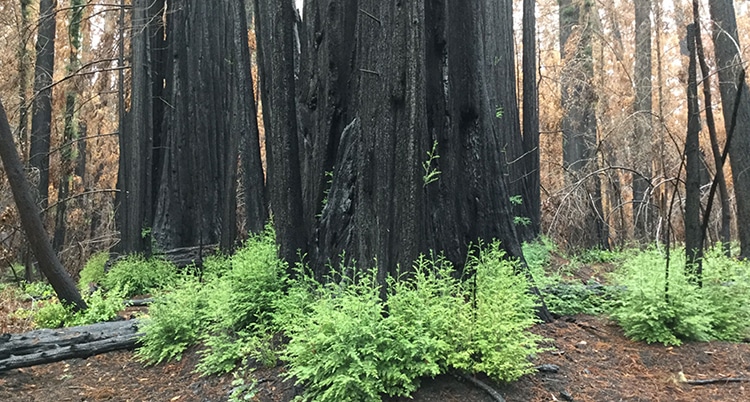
[196,228,287,375]
[609,247,750,345]
[102,255,177,297]
[136,278,208,364]
[78,251,109,292]
[276,243,543,402]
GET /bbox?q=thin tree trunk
[29,0,57,209]
[522,0,541,238]
[0,98,86,311]
[708,0,750,259]
[633,0,653,242]
[692,0,731,255]
[17,0,32,160]
[685,24,703,283]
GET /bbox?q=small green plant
[509,195,531,226]
[422,140,441,186]
[136,278,208,364]
[29,286,127,328]
[228,370,258,402]
[23,281,55,300]
[495,105,504,119]
[31,299,73,328]
[102,255,177,297]
[196,228,287,375]
[78,251,109,292]
[609,247,750,345]
[276,243,543,402]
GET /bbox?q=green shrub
[32,299,73,328]
[136,278,208,364]
[277,243,543,402]
[30,287,127,328]
[23,281,55,300]
[196,229,287,375]
[102,255,177,297]
[609,247,750,345]
[452,242,544,381]
[78,251,109,292]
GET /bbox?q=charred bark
[522,0,542,238]
[292,1,532,279]
[685,24,703,283]
[0,320,140,372]
[118,0,163,255]
[152,0,255,253]
[0,99,86,311]
[708,0,750,259]
[29,0,57,208]
[633,0,654,242]
[254,0,307,263]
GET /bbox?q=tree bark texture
[273,0,530,282]
[522,0,542,238]
[632,0,653,242]
[685,24,703,280]
[708,0,750,259]
[29,0,57,208]
[254,0,307,263]
[151,0,257,252]
[559,0,608,249]
[0,320,140,372]
[118,0,161,254]
[0,99,86,311]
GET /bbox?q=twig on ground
[456,372,506,402]
[678,371,750,385]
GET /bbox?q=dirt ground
[2,313,749,402]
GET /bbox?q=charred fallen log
[0,320,142,371]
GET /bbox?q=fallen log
[0,320,142,372]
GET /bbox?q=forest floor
[2,262,750,401]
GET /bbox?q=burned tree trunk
[29,0,56,209]
[0,320,141,372]
[632,0,654,242]
[254,0,307,263]
[149,0,257,253]
[685,24,703,282]
[522,0,542,238]
[0,99,86,311]
[118,0,164,255]
[708,0,750,259]
[271,1,538,284]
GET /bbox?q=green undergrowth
[609,246,750,345]
[135,230,545,402]
[523,238,620,316]
[101,254,178,297]
[20,249,183,329]
[17,284,128,329]
[523,237,750,345]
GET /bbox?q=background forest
[2,1,750,401]
[1,0,750,277]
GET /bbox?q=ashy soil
[2,314,749,402]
